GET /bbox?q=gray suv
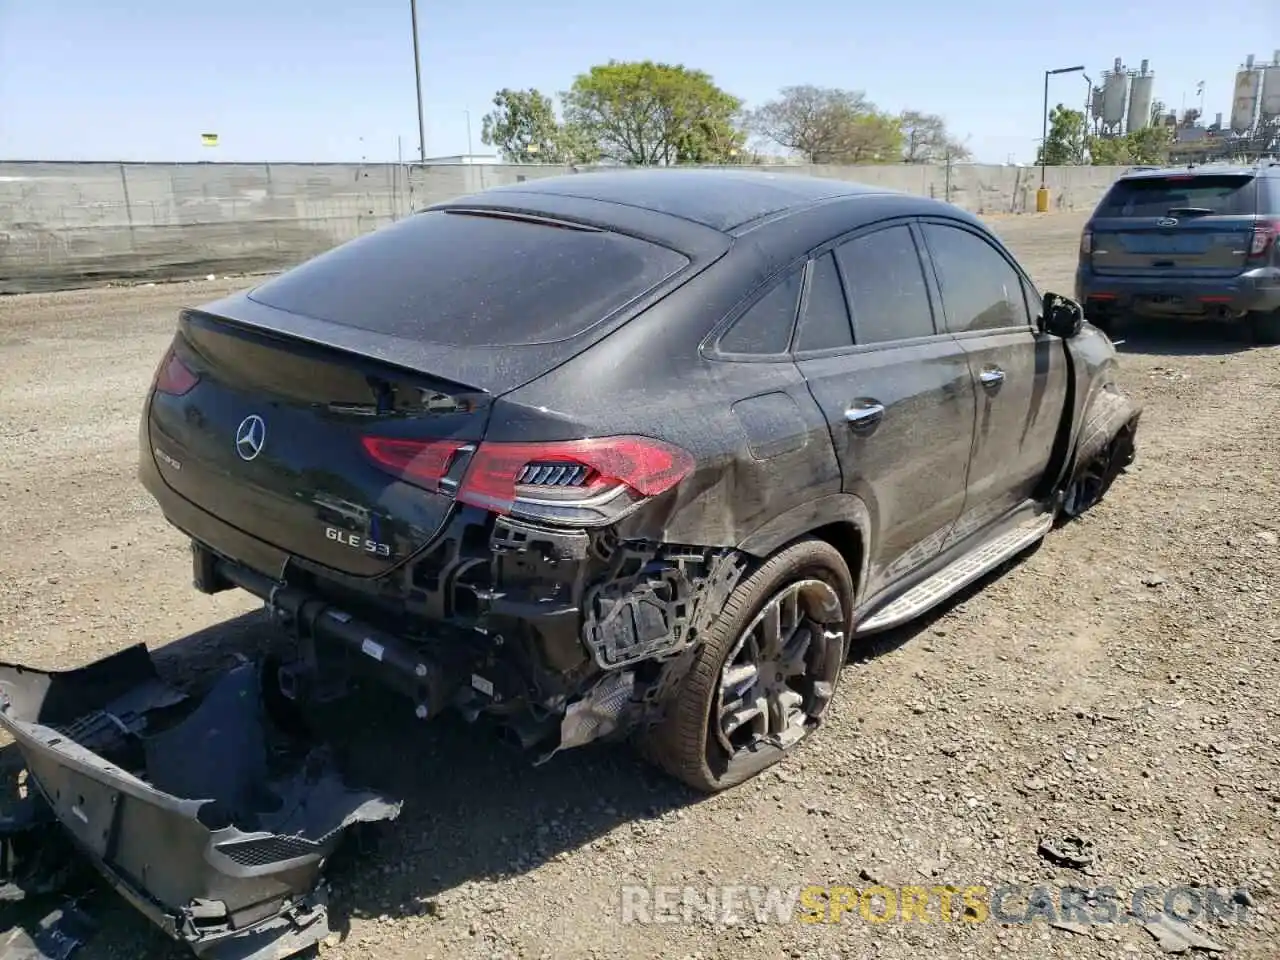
[1075,162,1280,343]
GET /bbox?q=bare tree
[746,85,902,164]
[899,110,972,163]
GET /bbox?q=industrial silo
[1231,55,1262,133]
[1260,50,1280,126]
[1090,87,1104,120]
[1127,60,1154,133]
[1101,58,1129,134]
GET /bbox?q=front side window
[921,223,1031,334]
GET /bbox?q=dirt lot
[1,211,1278,959]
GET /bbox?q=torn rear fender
[0,644,401,960]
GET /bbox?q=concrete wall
[0,161,1125,294]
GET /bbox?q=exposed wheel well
[808,521,864,596]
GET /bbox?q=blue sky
[1,0,1275,164]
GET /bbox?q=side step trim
[854,510,1054,635]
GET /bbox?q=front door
[917,219,1069,543]
[794,222,977,597]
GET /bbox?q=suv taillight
[1080,229,1093,256]
[1248,220,1280,258]
[361,435,695,526]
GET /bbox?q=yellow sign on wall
[201,133,218,146]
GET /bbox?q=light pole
[1040,64,1085,211]
[1082,72,1093,136]
[409,0,426,164]
[464,109,473,158]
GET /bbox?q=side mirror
[1041,292,1085,338]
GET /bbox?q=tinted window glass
[796,253,853,352]
[922,224,1030,333]
[720,270,803,355]
[835,225,935,344]
[247,210,688,347]
[1095,174,1258,217]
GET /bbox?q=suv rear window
[1095,174,1258,217]
[248,210,689,346]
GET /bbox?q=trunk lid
[147,306,492,577]
[1088,173,1259,277]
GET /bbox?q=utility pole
[410,0,426,163]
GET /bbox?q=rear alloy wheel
[1250,310,1280,346]
[637,538,852,793]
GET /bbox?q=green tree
[480,88,562,162]
[560,61,744,165]
[1037,104,1087,165]
[746,85,903,164]
[898,110,972,163]
[1087,123,1174,165]
[479,88,598,164]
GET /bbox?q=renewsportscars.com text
[619,883,1254,927]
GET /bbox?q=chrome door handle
[844,401,885,427]
[979,367,1005,387]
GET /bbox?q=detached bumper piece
[0,644,401,960]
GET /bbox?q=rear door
[794,221,976,595]
[918,219,1069,542]
[1087,173,1259,278]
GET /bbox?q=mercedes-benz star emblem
[1157,217,1178,227]
[235,414,266,462]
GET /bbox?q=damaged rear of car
[135,194,768,773]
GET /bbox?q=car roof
[1118,163,1276,181]
[466,168,894,232]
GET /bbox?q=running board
[854,511,1054,635]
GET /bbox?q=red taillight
[360,434,695,525]
[153,347,200,396]
[458,437,694,513]
[1080,229,1093,255]
[1248,220,1280,258]
[359,437,469,493]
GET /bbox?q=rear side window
[247,210,689,347]
[1095,175,1258,217]
[835,225,936,344]
[795,253,853,352]
[719,270,803,355]
[922,223,1030,334]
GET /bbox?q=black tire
[636,538,854,793]
[1250,310,1280,345]
[1061,392,1138,519]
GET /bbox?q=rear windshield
[1096,174,1258,218]
[247,210,689,346]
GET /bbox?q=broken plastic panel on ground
[0,643,401,960]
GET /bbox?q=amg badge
[325,526,391,557]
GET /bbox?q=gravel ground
[1,211,1278,959]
